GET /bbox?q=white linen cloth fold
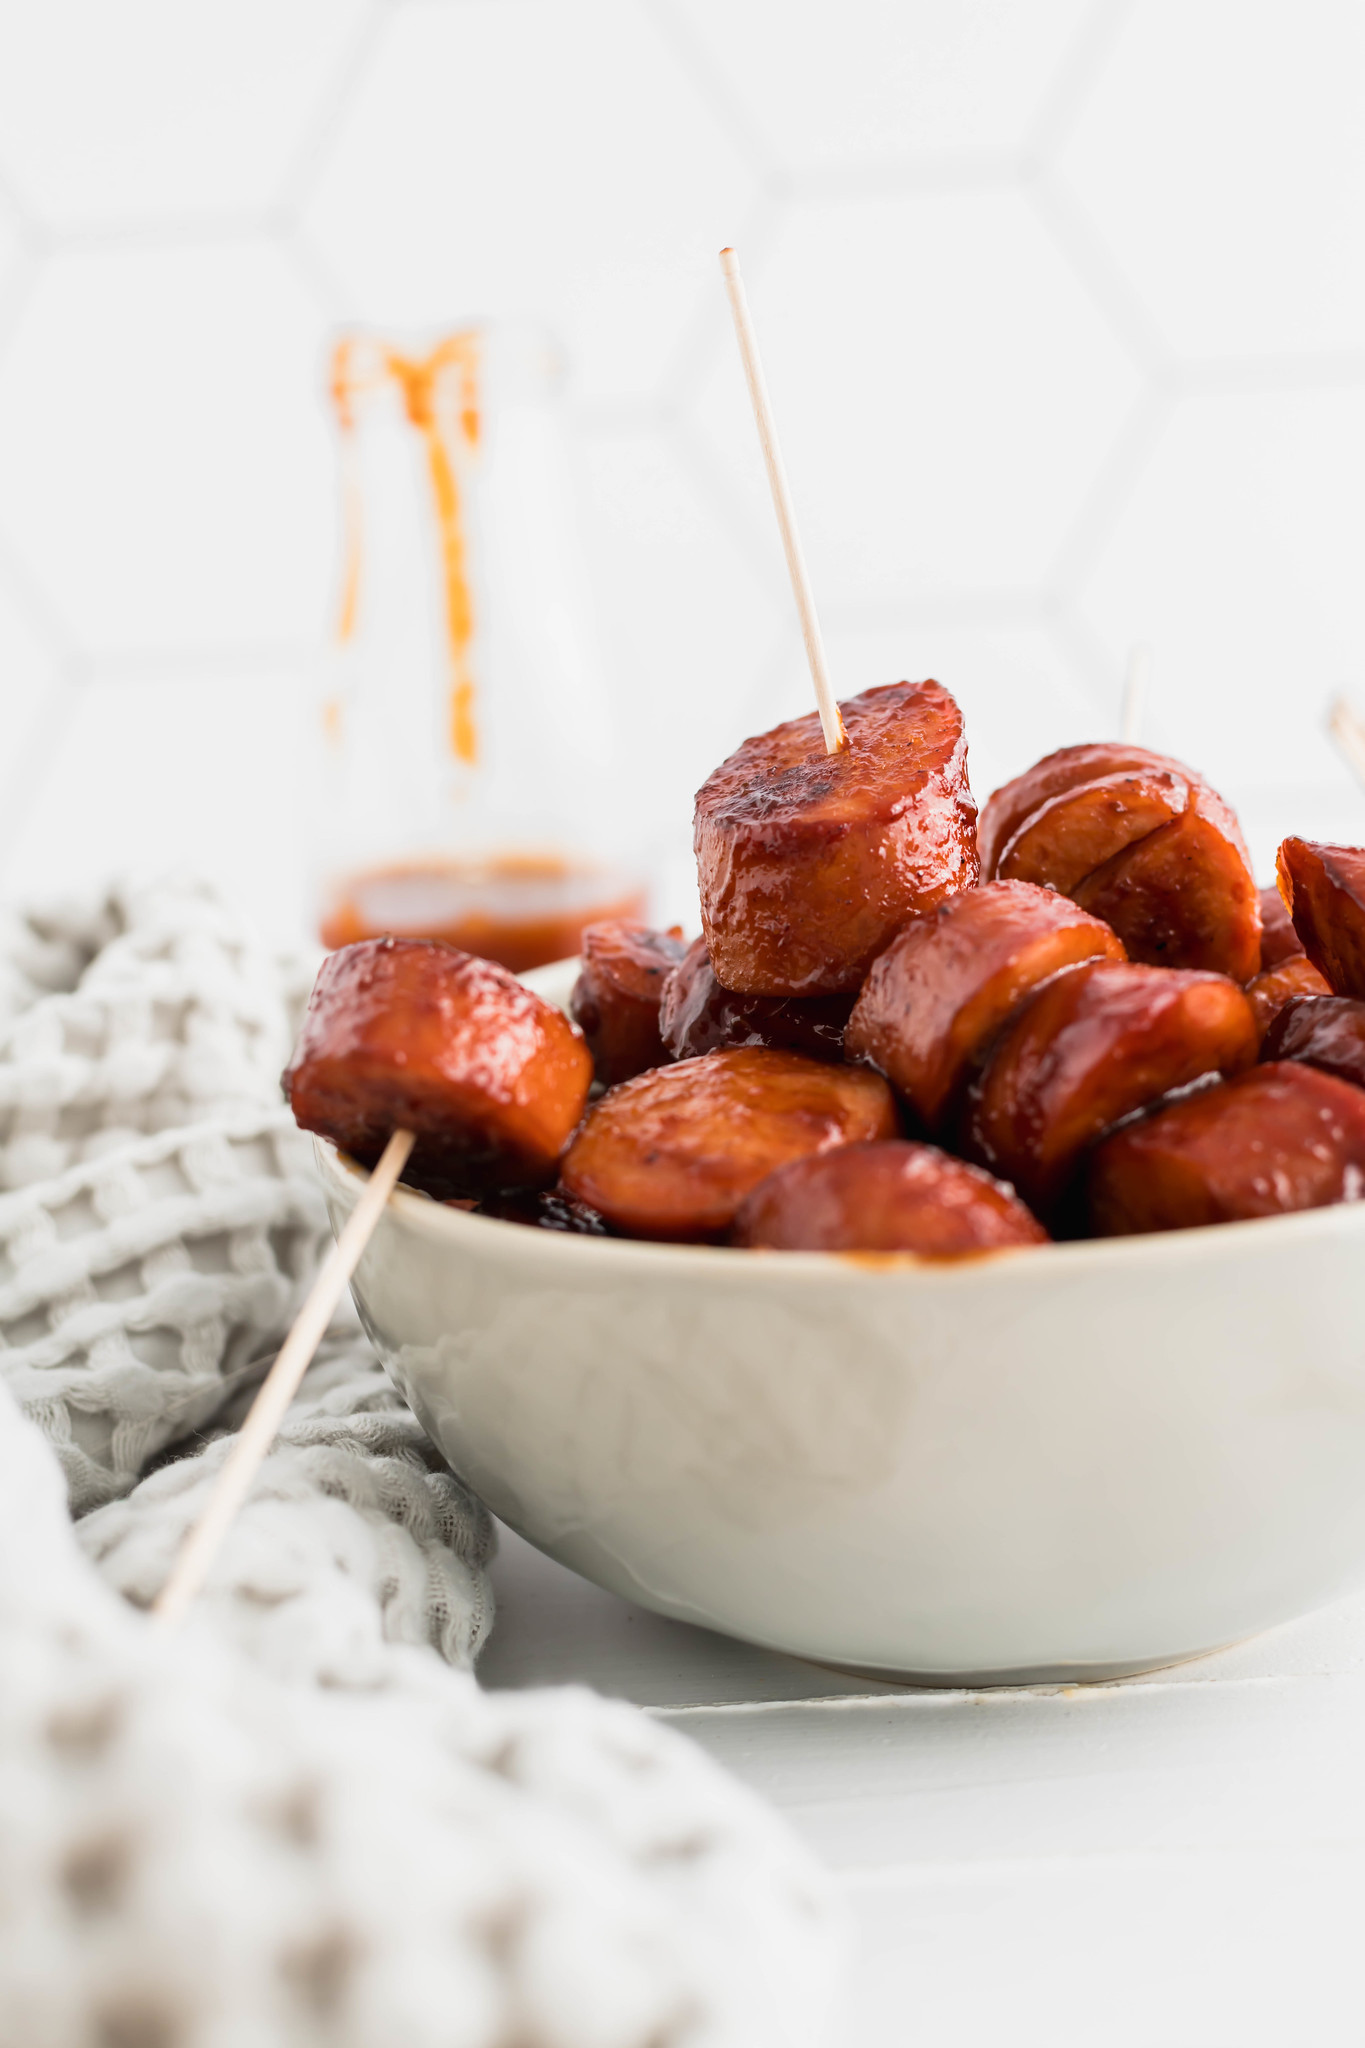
[0,876,838,2048]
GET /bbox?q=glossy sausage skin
[660,937,853,1064]
[844,880,1125,1132]
[1258,883,1303,969]
[1088,1063,1365,1235]
[1262,993,1365,1092]
[569,920,687,1087]
[1276,837,1365,997]
[559,1047,898,1241]
[994,770,1188,895]
[978,743,1193,876]
[962,959,1258,1216]
[284,937,592,1198]
[694,679,979,996]
[1245,956,1331,1047]
[732,1140,1048,1255]
[1071,783,1260,980]
[980,744,1260,981]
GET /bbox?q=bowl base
[808,1639,1241,1691]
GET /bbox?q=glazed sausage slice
[978,743,1191,876]
[1088,1063,1365,1235]
[980,744,1260,981]
[285,937,592,1198]
[1258,882,1303,970]
[559,1047,898,1241]
[694,679,978,996]
[1262,993,1365,1091]
[1244,957,1332,1047]
[569,920,687,1087]
[962,959,1257,1216]
[732,1140,1048,1255]
[660,937,853,1063]
[845,881,1125,1132]
[1276,837,1365,997]
[993,770,1188,895]
[1071,783,1261,980]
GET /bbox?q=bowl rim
[314,1133,1365,1290]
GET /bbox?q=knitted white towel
[81,1329,497,1681]
[0,875,299,1192]
[0,1383,837,2048]
[0,875,840,2046]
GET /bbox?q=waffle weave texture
[0,877,838,2048]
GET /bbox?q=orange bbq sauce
[320,855,647,975]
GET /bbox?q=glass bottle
[315,322,645,971]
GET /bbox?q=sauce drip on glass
[330,332,481,765]
[323,332,641,972]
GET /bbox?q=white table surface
[480,1523,1365,2044]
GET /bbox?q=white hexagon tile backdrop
[0,0,1362,943]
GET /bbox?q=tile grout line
[273,0,392,219]
[1022,0,1138,166]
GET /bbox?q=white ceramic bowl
[317,958,1365,1686]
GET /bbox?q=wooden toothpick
[1121,643,1151,746]
[152,1126,415,1628]
[719,247,846,755]
[1328,695,1365,793]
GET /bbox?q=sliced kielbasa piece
[732,1140,1048,1255]
[1087,1062,1365,1234]
[659,937,853,1064]
[284,937,592,1199]
[961,959,1257,1217]
[1072,783,1261,981]
[1276,837,1365,998]
[978,742,1193,876]
[1245,957,1332,1048]
[993,770,1188,895]
[979,744,1261,982]
[1262,993,1365,1091]
[1258,882,1303,969]
[569,920,687,1087]
[694,679,978,996]
[559,1047,898,1241]
[844,880,1125,1133]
